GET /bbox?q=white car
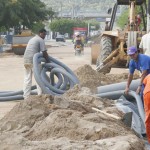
[56,35,66,42]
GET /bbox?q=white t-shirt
[139,33,150,56]
[24,35,47,64]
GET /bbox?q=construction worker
[142,74,150,143]
[125,46,150,95]
[135,14,141,31]
[23,28,49,99]
[139,30,150,55]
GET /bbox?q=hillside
[41,0,116,13]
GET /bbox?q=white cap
[75,32,80,36]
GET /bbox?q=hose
[0,53,79,101]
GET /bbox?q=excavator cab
[117,0,145,5]
[91,0,147,74]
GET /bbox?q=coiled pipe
[33,53,79,95]
[0,53,79,101]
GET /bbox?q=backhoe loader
[91,0,147,74]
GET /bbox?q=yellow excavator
[91,0,147,74]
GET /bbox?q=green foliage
[116,9,129,29]
[116,5,146,30]
[31,22,45,34]
[0,0,56,31]
[0,26,7,33]
[50,18,88,35]
[85,19,100,30]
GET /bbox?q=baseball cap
[127,46,137,55]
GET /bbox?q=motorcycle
[75,44,81,56]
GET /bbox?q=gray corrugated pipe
[0,86,37,101]
[116,95,145,136]
[97,79,140,94]
[96,90,145,125]
[0,53,79,101]
[33,53,79,95]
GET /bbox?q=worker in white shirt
[139,31,150,56]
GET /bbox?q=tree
[85,19,100,30]
[0,0,21,29]
[50,18,88,35]
[31,22,45,33]
[50,19,74,35]
[116,3,146,30]
[0,0,56,33]
[116,9,129,29]
[47,7,58,22]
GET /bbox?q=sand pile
[74,64,102,92]
[0,65,144,150]
[0,86,145,150]
[75,65,140,89]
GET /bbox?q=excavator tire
[96,36,112,74]
[13,47,25,55]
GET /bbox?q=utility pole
[60,2,63,18]
[147,0,150,32]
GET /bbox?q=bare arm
[125,73,133,95]
[139,48,144,54]
[42,51,50,63]
[136,70,147,94]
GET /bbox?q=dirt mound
[0,64,144,150]
[75,64,140,89]
[0,87,145,150]
[74,65,102,92]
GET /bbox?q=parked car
[56,35,65,42]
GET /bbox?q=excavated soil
[0,64,145,150]
[75,64,140,92]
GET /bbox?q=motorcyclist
[74,32,84,52]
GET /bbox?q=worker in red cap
[125,46,150,95]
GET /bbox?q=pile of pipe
[96,79,146,137]
[0,53,79,101]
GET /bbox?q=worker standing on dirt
[23,28,49,99]
[142,74,150,143]
[125,46,150,95]
[139,31,150,55]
